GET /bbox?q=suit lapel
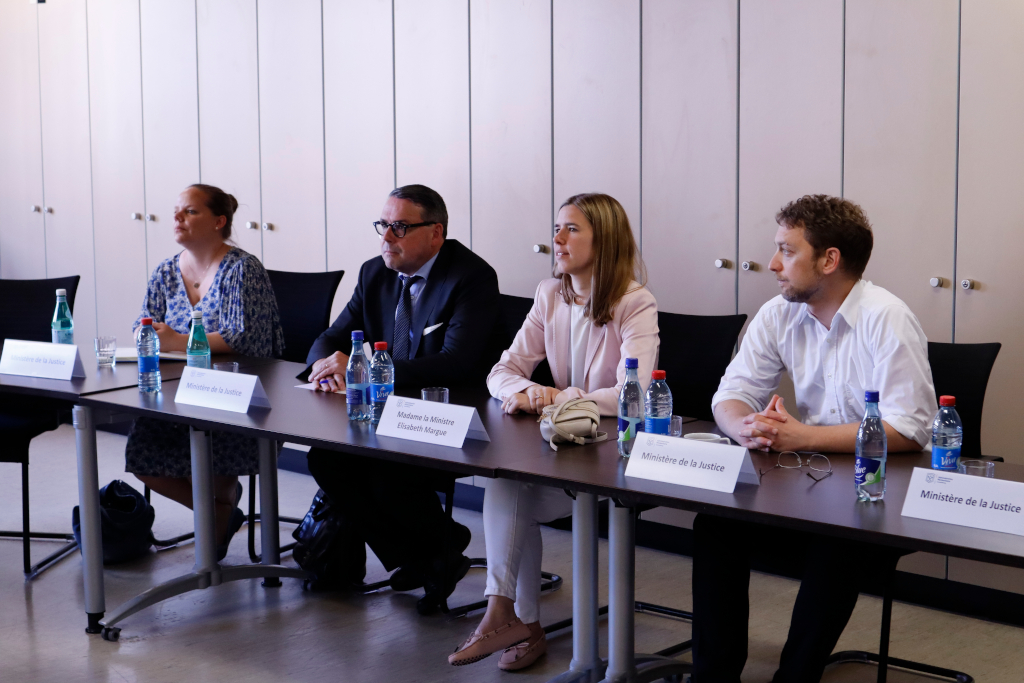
[409,242,452,358]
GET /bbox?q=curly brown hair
[775,194,873,278]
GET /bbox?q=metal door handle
[715,259,732,269]
[130,212,142,220]
[262,222,273,231]
[45,207,53,214]
[533,244,550,254]
[246,221,258,230]
[929,277,945,288]
[31,205,41,213]
[741,261,758,272]
[961,279,975,290]
[145,214,156,222]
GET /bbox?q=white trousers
[483,478,574,624]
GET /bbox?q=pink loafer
[498,632,548,671]
[448,618,531,666]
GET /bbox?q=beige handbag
[538,398,608,451]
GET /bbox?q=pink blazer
[487,279,660,416]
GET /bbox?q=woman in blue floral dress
[126,184,284,558]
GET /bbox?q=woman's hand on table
[501,386,562,414]
[151,322,187,352]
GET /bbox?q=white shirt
[569,303,590,389]
[712,279,937,447]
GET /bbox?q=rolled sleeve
[711,305,785,415]
[870,305,936,447]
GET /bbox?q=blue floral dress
[125,247,285,477]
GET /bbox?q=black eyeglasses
[759,451,833,483]
[372,220,435,238]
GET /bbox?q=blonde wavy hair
[556,193,647,326]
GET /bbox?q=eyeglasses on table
[758,451,833,483]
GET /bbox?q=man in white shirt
[692,195,936,683]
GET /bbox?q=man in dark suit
[304,184,500,614]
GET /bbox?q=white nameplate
[174,366,270,413]
[0,339,85,380]
[625,434,759,493]
[374,395,490,448]
[901,467,1024,537]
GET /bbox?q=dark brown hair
[557,193,647,326]
[776,194,874,277]
[189,184,239,239]
[389,184,448,238]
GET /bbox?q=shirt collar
[797,278,867,330]
[402,249,440,283]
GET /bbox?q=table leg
[605,499,635,683]
[73,405,104,634]
[548,491,605,683]
[190,428,220,583]
[258,438,282,587]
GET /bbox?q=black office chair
[656,311,748,421]
[0,275,82,578]
[825,341,1000,683]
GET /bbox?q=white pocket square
[423,322,444,336]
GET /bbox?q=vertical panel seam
[840,0,846,198]
[392,0,397,187]
[194,0,201,182]
[84,1,100,334]
[35,3,48,278]
[467,0,472,251]
[638,0,642,254]
[320,0,328,271]
[549,0,555,271]
[734,0,740,316]
[137,0,149,273]
[952,0,962,343]
[255,0,264,258]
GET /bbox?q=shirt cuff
[883,414,929,448]
[711,390,762,415]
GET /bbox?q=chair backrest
[0,276,81,344]
[927,341,1001,459]
[484,294,554,386]
[657,311,748,421]
[266,269,344,364]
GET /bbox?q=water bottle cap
[55,288,66,296]
[191,310,203,319]
[374,341,388,351]
[141,317,153,326]
[939,395,956,407]
[652,370,666,380]
[625,358,638,369]
[865,390,880,403]
[351,330,364,341]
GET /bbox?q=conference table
[22,357,1024,682]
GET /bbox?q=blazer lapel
[409,243,452,358]
[583,320,607,390]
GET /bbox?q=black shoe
[390,522,472,592]
[416,553,472,616]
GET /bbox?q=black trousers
[306,448,459,573]
[691,514,904,683]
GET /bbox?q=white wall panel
[88,0,149,349]
[642,0,737,315]
[470,0,552,297]
[323,0,395,320]
[394,0,471,246]
[0,2,46,279]
[140,0,201,270]
[737,0,843,320]
[38,0,97,341]
[257,0,326,272]
[846,0,959,343]
[955,0,1024,462]
[196,0,263,260]
[553,0,640,240]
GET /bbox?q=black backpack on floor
[292,488,366,590]
[72,479,154,565]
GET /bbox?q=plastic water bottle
[931,395,963,471]
[369,341,394,426]
[617,358,643,457]
[186,310,211,369]
[644,370,672,435]
[137,317,161,393]
[346,330,371,422]
[855,390,887,502]
[51,288,74,344]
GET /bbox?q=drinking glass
[669,415,684,437]
[94,336,116,368]
[213,361,239,373]
[421,387,449,403]
[957,459,995,478]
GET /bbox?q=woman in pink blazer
[448,193,659,671]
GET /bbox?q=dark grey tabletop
[79,359,1024,569]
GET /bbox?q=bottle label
[51,329,73,345]
[618,416,641,443]
[139,356,159,373]
[346,383,369,405]
[370,383,394,404]
[932,446,961,471]
[644,416,670,435]
[187,354,210,369]
[855,455,885,487]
